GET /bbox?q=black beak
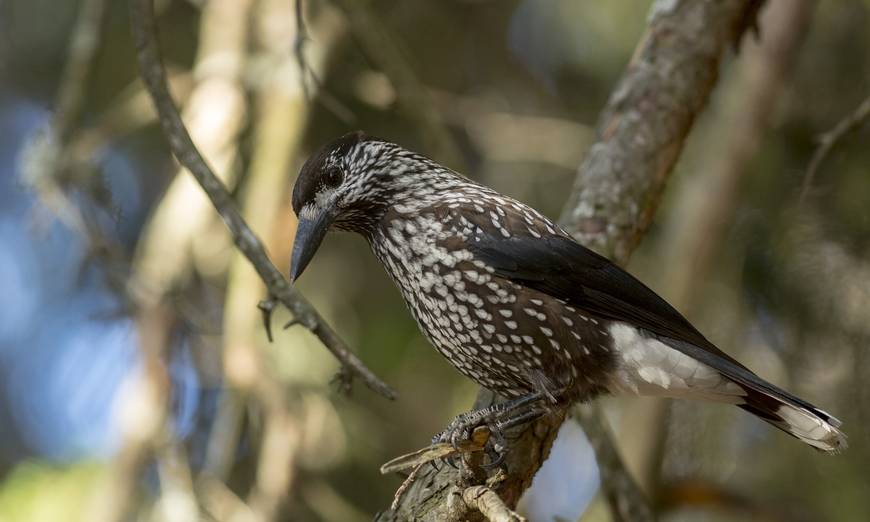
[290,208,335,282]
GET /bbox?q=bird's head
[290,131,445,282]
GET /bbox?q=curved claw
[479,421,508,470]
[444,453,461,470]
[481,448,506,470]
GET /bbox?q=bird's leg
[432,392,544,446]
[477,403,556,470]
[432,392,554,469]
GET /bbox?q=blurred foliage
[0,462,102,522]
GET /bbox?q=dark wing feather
[469,234,748,369]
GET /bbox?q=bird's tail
[735,382,846,454]
[662,338,847,454]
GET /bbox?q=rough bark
[377,391,564,522]
[380,1,765,520]
[559,0,765,263]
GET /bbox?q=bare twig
[19,0,108,235]
[329,0,464,169]
[53,0,109,144]
[457,486,526,522]
[258,298,278,342]
[292,0,357,124]
[65,71,194,170]
[293,0,317,100]
[129,0,396,400]
[573,404,652,522]
[390,464,426,513]
[800,94,870,201]
[130,0,251,307]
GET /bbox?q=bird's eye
[323,166,344,188]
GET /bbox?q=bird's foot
[433,412,507,471]
[432,393,547,469]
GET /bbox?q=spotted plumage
[290,131,846,454]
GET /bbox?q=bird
[289,131,846,455]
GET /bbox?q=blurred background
[0,0,868,520]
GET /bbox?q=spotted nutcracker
[289,131,846,455]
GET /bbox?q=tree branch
[128,0,396,400]
[19,0,108,236]
[560,0,767,263]
[53,0,109,144]
[573,403,652,522]
[329,0,464,169]
[455,486,527,522]
[800,94,870,202]
[377,389,565,522]
[380,0,766,519]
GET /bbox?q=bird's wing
[468,232,749,370]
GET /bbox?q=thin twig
[800,94,870,202]
[573,404,653,522]
[329,0,464,168]
[292,0,357,124]
[458,486,526,522]
[129,0,396,400]
[20,0,108,235]
[294,0,317,100]
[258,298,277,342]
[390,464,425,513]
[53,0,109,144]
